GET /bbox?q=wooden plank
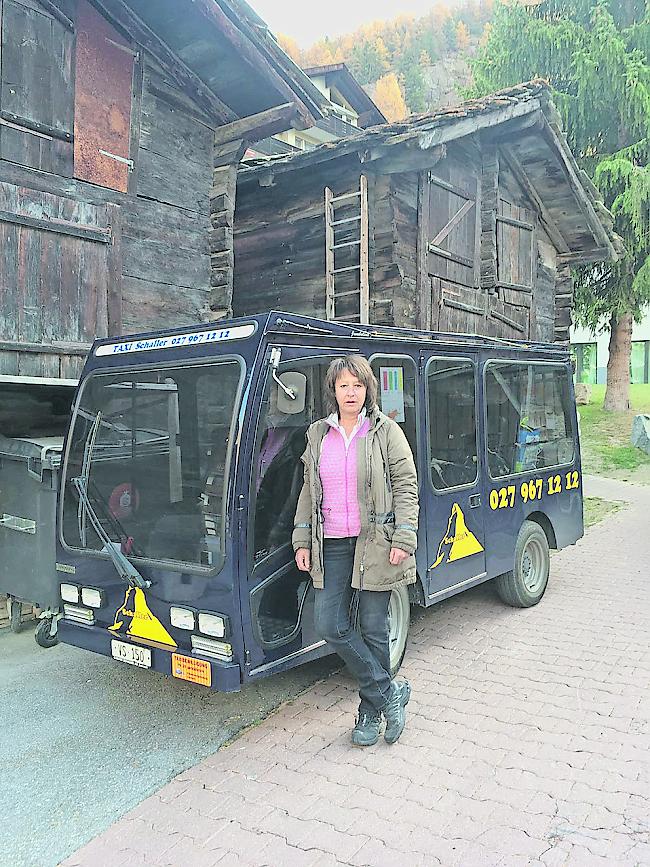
[428,244,474,269]
[137,147,210,214]
[0,208,111,243]
[430,198,475,247]
[0,339,89,355]
[213,103,297,147]
[0,110,72,142]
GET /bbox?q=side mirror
[276,372,307,414]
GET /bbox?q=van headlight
[170,607,195,630]
[60,583,79,603]
[81,587,105,608]
[198,612,229,638]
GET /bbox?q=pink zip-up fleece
[319,414,371,538]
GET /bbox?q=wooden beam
[541,120,617,259]
[364,143,447,176]
[35,0,75,31]
[0,110,73,143]
[559,247,611,266]
[0,339,90,356]
[0,209,111,243]
[89,0,237,124]
[500,145,571,254]
[213,103,297,147]
[191,0,317,130]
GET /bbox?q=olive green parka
[292,408,419,591]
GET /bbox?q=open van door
[420,353,487,602]
[240,345,343,679]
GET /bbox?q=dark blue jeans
[314,536,392,714]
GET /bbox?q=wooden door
[426,168,484,334]
[0,182,122,378]
[488,198,535,339]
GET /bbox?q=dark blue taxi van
[54,312,583,690]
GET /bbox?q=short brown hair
[324,355,378,415]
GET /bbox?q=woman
[293,356,419,746]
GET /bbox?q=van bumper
[58,619,242,692]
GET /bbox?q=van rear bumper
[58,619,242,692]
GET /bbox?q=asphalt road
[0,625,337,867]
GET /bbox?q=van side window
[427,359,478,489]
[486,363,575,478]
[251,358,330,563]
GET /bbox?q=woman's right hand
[295,548,311,572]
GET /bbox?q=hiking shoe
[351,711,382,746]
[383,679,411,744]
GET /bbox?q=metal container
[0,435,63,611]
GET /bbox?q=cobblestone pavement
[61,477,650,867]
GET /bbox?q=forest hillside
[278,1,494,121]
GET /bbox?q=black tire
[388,585,410,675]
[495,520,550,608]
[8,597,24,633]
[35,617,59,649]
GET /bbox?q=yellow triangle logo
[108,587,177,647]
[431,502,484,570]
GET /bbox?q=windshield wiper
[73,410,149,589]
[73,476,150,589]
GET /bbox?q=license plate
[111,639,151,669]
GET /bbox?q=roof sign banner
[95,323,256,357]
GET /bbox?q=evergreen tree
[473,0,650,410]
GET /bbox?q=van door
[240,346,344,677]
[421,353,487,602]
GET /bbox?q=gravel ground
[0,628,336,867]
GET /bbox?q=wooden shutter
[0,182,121,378]
[74,0,134,192]
[0,0,75,174]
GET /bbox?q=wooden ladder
[325,175,369,324]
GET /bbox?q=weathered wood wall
[234,135,573,344]
[0,0,216,381]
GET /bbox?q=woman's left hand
[389,547,409,566]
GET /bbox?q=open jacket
[292,407,419,591]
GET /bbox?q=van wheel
[388,585,410,675]
[495,520,550,608]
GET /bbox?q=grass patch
[583,496,622,528]
[579,384,650,482]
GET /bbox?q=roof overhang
[238,81,622,264]
[96,0,325,140]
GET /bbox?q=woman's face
[335,369,367,417]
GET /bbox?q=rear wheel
[495,520,550,608]
[388,585,410,675]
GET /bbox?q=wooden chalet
[233,81,623,343]
[0,0,325,382]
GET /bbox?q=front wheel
[388,585,410,675]
[495,520,550,608]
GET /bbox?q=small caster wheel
[35,617,59,648]
[8,596,24,633]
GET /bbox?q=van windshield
[61,359,243,571]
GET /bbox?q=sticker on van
[431,502,484,570]
[108,587,177,647]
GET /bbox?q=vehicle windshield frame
[59,354,246,575]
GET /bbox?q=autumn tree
[455,21,471,50]
[473,0,650,411]
[374,72,408,121]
